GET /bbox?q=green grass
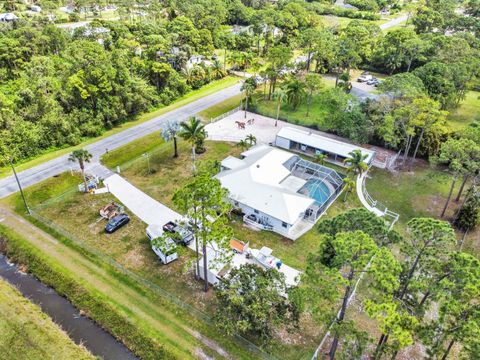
[0,278,95,360]
[366,164,479,254]
[197,93,243,121]
[447,91,480,131]
[253,91,332,130]
[0,76,240,179]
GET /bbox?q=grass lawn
[366,163,480,255]
[253,91,333,130]
[0,76,240,179]
[0,278,94,360]
[447,91,480,131]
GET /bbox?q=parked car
[367,78,381,86]
[162,221,194,245]
[358,73,373,82]
[105,213,130,233]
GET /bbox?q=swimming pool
[301,179,332,205]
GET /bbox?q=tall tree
[240,78,256,119]
[304,73,324,117]
[304,231,400,359]
[436,138,480,217]
[214,264,301,343]
[421,252,480,360]
[68,149,92,193]
[284,78,306,110]
[161,120,181,158]
[178,117,206,171]
[272,87,286,127]
[172,162,233,292]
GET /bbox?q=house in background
[216,145,344,240]
[275,127,376,168]
[0,13,19,22]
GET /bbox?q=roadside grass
[0,278,95,360]
[0,76,240,179]
[0,209,262,360]
[198,93,243,121]
[447,91,480,131]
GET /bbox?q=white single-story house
[275,127,376,167]
[216,145,344,239]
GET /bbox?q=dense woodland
[1,0,479,165]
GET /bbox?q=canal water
[0,254,137,360]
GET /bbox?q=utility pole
[10,158,31,215]
[143,153,151,174]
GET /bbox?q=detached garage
[275,127,376,167]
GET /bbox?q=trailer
[146,225,178,265]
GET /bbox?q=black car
[105,214,130,233]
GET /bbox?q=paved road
[0,83,242,199]
[380,14,409,30]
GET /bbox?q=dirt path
[0,206,235,360]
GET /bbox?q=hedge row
[0,225,178,360]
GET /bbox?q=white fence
[361,174,399,229]
[208,106,242,123]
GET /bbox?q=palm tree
[238,51,254,77]
[245,134,257,146]
[342,176,356,202]
[241,79,256,119]
[179,117,206,170]
[284,78,307,110]
[314,153,328,165]
[161,120,181,158]
[273,87,286,127]
[68,149,92,193]
[344,150,368,175]
[211,59,225,80]
[236,139,249,151]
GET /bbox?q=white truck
[146,225,178,265]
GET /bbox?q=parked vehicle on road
[358,73,373,82]
[367,78,381,86]
[105,214,130,233]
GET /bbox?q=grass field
[447,91,480,130]
[198,93,243,121]
[0,278,94,360]
[0,76,240,179]
[366,163,479,255]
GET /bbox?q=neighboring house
[216,145,344,239]
[0,13,19,22]
[30,5,41,12]
[230,25,251,35]
[186,55,204,69]
[275,127,376,168]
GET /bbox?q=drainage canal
[0,254,137,360]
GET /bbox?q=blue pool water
[302,180,332,205]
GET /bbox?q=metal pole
[10,159,31,215]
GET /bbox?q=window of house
[282,222,288,228]
[254,209,259,214]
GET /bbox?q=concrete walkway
[103,174,181,226]
[356,172,384,217]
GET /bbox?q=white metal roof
[276,127,375,163]
[216,145,315,225]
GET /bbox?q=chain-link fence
[29,206,277,360]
